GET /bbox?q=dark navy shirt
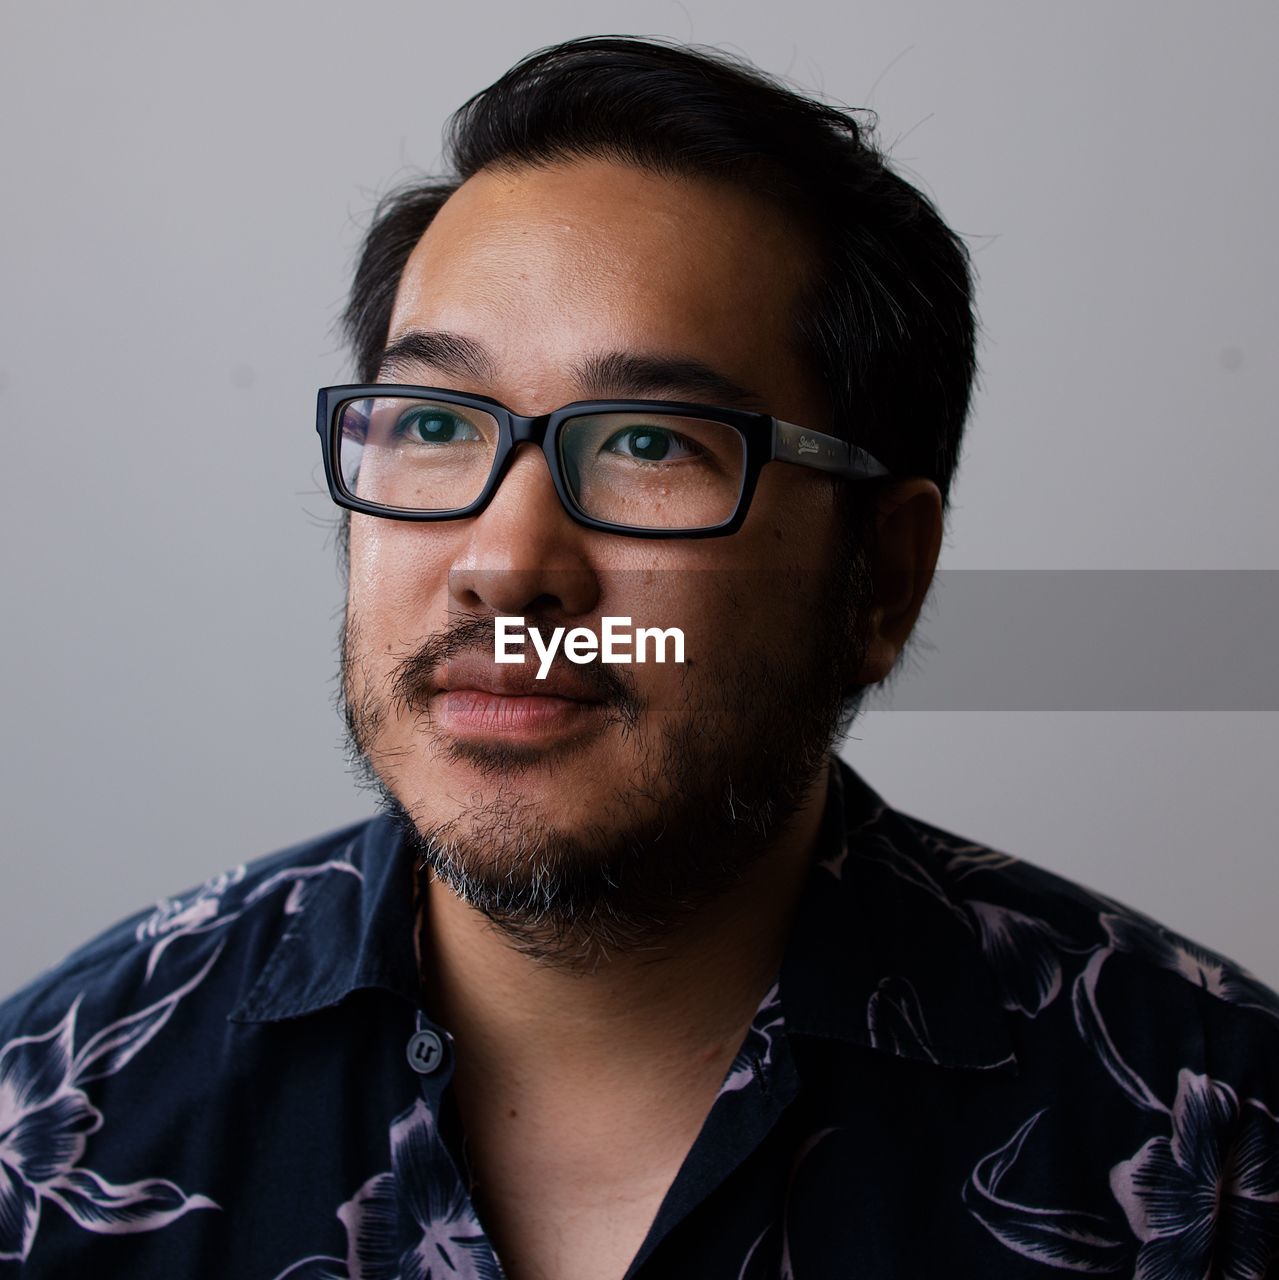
[2,757,1277,1277]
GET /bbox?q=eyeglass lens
[336,396,749,530]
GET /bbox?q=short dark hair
[340,34,979,517]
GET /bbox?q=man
[1,34,1275,1279]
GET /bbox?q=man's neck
[412,756,834,1096]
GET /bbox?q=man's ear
[854,479,944,686]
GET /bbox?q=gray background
[2,1,1275,993]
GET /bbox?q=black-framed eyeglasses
[316,383,892,539]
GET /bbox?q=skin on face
[342,155,940,912]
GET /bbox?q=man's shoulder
[0,814,386,1037]
[876,801,1279,1046]
[854,804,1279,1278]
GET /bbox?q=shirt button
[406,1029,446,1075]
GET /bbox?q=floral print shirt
[1,757,1277,1278]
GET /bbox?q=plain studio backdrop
[1,1,1276,994]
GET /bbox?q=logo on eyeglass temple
[797,435,821,456]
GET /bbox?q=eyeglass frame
[316,382,893,540]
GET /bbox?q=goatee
[338,562,874,974]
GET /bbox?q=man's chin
[375,728,641,827]
[349,691,836,968]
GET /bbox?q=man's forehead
[421,157,791,239]
[396,159,809,306]
[382,159,822,421]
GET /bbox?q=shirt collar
[779,757,1019,1074]
[229,759,1019,1076]
[227,813,420,1024]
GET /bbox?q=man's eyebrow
[375,329,770,412]
[573,350,770,411]
[377,330,495,383]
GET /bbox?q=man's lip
[435,655,605,702]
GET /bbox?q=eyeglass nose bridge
[505,411,555,447]
[483,410,571,518]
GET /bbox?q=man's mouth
[431,653,608,741]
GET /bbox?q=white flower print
[718,982,784,1097]
[1072,948,1169,1114]
[834,819,1031,963]
[962,1108,1130,1273]
[822,796,1097,1023]
[967,900,1094,1018]
[0,945,223,1262]
[1110,1070,1279,1280]
[1099,911,1279,1025]
[135,859,362,981]
[134,866,246,981]
[837,831,971,927]
[904,815,1023,888]
[965,935,1279,1275]
[275,1097,503,1280]
[137,864,247,938]
[867,975,938,1063]
[941,846,1021,881]
[963,1075,1279,1278]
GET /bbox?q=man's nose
[447,443,600,619]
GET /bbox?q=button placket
[390,1015,501,1274]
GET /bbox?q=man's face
[340,156,873,964]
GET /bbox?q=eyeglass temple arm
[772,419,891,479]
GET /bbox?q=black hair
[340,34,978,517]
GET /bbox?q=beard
[338,540,876,974]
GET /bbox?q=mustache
[388,611,643,723]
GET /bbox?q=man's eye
[601,425,700,462]
[393,408,482,444]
